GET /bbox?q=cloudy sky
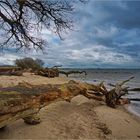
[0,0,140,68]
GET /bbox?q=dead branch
[0,0,85,50]
[82,92,104,101]
[59,70,87,77]
[128,88,140,91]
[0,67,23,76]
[0,80,87,128]
[51,65,62,68]
[119,76,134,86]
[35,68,59,78]
[129,98,140,101]
[0,77,138,129]
[105,77,134,108]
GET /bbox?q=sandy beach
[0,73,140,139]
[0,72,69,87]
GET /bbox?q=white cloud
[64,45,133,65]
[0,1,140,68]
[0,54,20,65]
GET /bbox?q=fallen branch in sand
[0,77,139,129]
[59,70,87,77]
[104,77,134,107]
[128,88,140,91]
[0,80,88,128]
[0,80,105,128]
[129,98,140,101]
[35,68,59,78]
[0,70,23,76]
[0,67,23,76]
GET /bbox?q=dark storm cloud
[88,1,140,29]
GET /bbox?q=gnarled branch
[0,0,85,50]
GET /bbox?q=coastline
[124,104,140,121]
[66,69,140,118]
[0,73,140,139]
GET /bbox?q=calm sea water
[60,69,140,117]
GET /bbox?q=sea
[60,69,140,117]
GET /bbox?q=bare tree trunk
[0,77,139,129]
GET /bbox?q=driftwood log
[0,78,139,129]
[0,70,23,76]
[35,68,59,78]
[35,68,87,78]
[0,67,23,76]
[0,67,21,72]
[59,70,87,77]
[0,80,108,128]
[105,77,135,107]
[0,81,89,128]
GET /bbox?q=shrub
[15,58,44,71]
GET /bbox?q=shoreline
[124,105,140,121]
[70,72,140,117]
[0,73,140,139]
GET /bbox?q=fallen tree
[0,70,23,76]
[0,81,88,128]
[59,70,87,77]
[0,67,23,76]
[0,78,139,129]
[35,68,87,78]
[35,68,59,78]
[104,77,134,107]
[128,88,140,91]
[129,98,140,101]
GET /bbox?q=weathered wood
[0,66,22,76]
[59,70,87,77]
[0,81,88,128]
[35,68,59,78]
[0,108,39,128]
[119,76,134,86]
[0,66,21,72]
[105,77,134,108]
[129,98,140,101]
[128,88,140,91]
[0,77,136,128]
[51,65,62,68]
[0,70,23,76]
[82,92,104,101]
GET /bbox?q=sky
[0,0,140,68]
